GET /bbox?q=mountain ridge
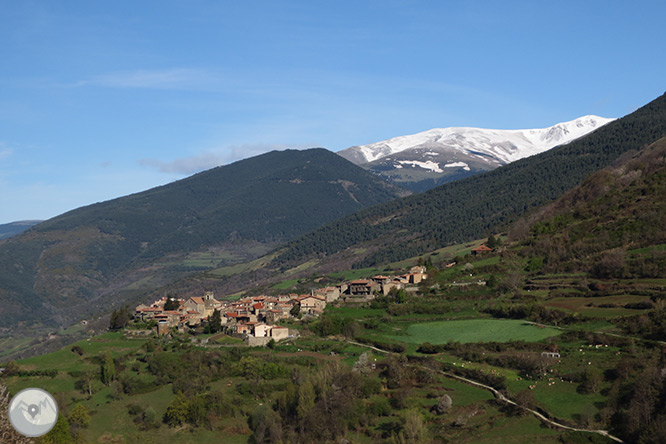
[0,148,408,330]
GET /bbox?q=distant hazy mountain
[338,116,614,191]
[0,220,42,240]
[0,148,408,329]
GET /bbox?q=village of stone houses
[133,265,428,346]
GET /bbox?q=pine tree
[101,351,116,385]
[487,234,498,249]
[208,310,222,333]
[109,305,131,330]
[163,297,180,311]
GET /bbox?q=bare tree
[1,384,34,444]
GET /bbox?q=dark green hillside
[0,149,408,329]
[273,92,666,269]
[518,136,666,277]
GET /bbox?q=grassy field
[207,252,277,277]
[327,266,384,281]
[271,278,300,290]
[391,319,563,344]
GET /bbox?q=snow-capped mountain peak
[339,115,615,165]
[337,115,615,192]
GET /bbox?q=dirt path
[253,350,343,361]
[275,351,343,361]
[346,340,624,443]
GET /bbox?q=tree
[205,310,222,334]
[578,366,603,394]
[101,351,116,385]
[388,287,407,304]
[2,361,19,377]
[76,368,98,396]
[591,248,627,278]
[290,303,300,318]
[68,403,91,428]
[163,392,190,427]
[164,297,180,311]
[353,351,372,375]
[342,320,360,338]
[297,381,315,420]
[402,409,426,443]
[239,356,263,384]
[39,414,74,444]
[248,405,282,444]
[109,305,131,330]
[513,389,536,415]
[187,395,208,427]
[141,407,159,430]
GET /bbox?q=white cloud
[139,152,227,174]
[138,144,303,175]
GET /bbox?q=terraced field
[544,294,652,318]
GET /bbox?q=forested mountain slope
[0,149,408,329]
[273,92,666,270]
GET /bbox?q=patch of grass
[272,278,300,290]
[532,380,606,422]
[207,253,277,277]
[325,306,385,319]
[390,319,562,344]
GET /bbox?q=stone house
[270,326,289,341]
[348,280,375,297]
[313,286,341,303]
[299,295,327,314]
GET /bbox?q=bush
[370,397,392,416]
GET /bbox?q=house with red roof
[471,244,493,256]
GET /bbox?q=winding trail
[346,340,624,443]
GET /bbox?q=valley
[2,92,666,444]
[4,227,666,443]
[3,3,666,443]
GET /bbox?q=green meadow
[391,319,563,344]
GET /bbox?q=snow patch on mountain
[444,162,471,171]
[397,160,443,173]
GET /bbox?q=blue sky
[1,0,664,223]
